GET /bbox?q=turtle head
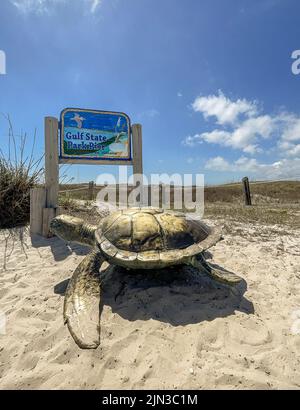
[50,214,96,247]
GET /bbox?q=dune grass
[0,116,43,228]
[58,180,300,232]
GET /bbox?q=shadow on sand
[54,263,254,327]
[30,234,90,262]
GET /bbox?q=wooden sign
[30,111,143,238]
[60,108,131,162]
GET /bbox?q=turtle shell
[95,208,221,269]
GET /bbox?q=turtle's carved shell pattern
[95,208,221,269]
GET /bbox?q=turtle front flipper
[190,254,242,286]
[64,250,104,349]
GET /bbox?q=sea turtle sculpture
[50,208,242,349]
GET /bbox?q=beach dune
[0,221,299,389]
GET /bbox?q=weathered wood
[42,208,56,237]
[242,177,252,206]
[88,181,94,200]
[45,117,59,209]
[132,124,143,176]
[148,184,152,207]
[132,124,143,204]
[160,184,164,208]
[30,187,46,235]
[44,117,59,237]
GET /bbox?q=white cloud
[90,0,101,13]
[192,91,257,125]
[185,91,300,179]
[274,113,300,157]
[182,134,203,147]
[205,156,232,171]
[11,0,102,14]
[11,0,64,14]
[278,141,300,157]
[280,115,300,141]
[137,109,160,120]
[200,130,231,145]
[205,155,300,179]
[177,92,183,97]
[183,115,274,154]
[184,92,300,157]
[228,115,274,153]
[288,145,300,156]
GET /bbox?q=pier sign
[60,108,131,161]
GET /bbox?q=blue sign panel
[60,108,131,161]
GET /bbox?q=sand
[0,220,300,390]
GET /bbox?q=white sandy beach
[0,220,300,389]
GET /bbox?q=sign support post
[43,117,59,236]
[45,117,59,209]
[132,124,143,176]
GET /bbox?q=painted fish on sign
[60,108,131,161]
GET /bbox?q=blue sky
[0,0,300,184]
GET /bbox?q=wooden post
[132,124,144,204]
[44,116,59,236]
[148,184,152,207]
[132,124,143,176]
[88,181,94,200]
[42,208,56,237]
[30,187,46,235]
[242,177,252,206]
[160,183,163,208]
[45,117,59,208]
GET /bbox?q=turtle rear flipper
[63,250,104,349]
[191,254,242,285]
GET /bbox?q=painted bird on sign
[71,113,85,129]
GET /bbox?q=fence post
[88,181,94,201]
[30,187,47,235]
[160,183,165,208]
[242,177,252,206]
[132,124,144,205]
[148,184,152,207]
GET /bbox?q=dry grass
[58,181,300,235]
[60,181,300,204]
[0,116,43,229]
[58,195,77,211]
[205,181,300,204]
[204,202,300,231]
[204,181,300,232]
